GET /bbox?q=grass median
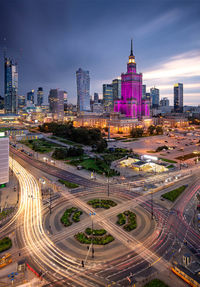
[58,179,79,189]
[144,278,169,287]
[161,185,187,202]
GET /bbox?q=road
[3,148,200,286]
[10,146,100,188]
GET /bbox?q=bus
[0,253,12,268]
[171,263,200,287]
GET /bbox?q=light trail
[11,158,106,287]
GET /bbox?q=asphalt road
[10,146,102,188]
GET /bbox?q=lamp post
[89,212,96,258]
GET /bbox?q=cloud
[143,50,200,80]
[155,83,200,90]
[136,9,181,36]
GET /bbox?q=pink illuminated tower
[114,40,150,119]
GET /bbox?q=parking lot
[108,132,200,165]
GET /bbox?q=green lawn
[70,158,119,177]
[49,136,82,147]
[162,185,187,202]
[167,164,175,169]
[58,179,79,189]
[0,237,12,253]
[144,279,169,287]
[160,158,177,163]
[20,139,61,153]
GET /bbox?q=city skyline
[0,0,199,105]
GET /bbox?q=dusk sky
[0,0,200,105]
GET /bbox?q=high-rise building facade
[94,93,99,103]
[160,97,169,107]
[150,87,160,108]
[76,68,90,112]
[0,133,9,186]
[142,85,146,99]
[18,95,26,110]
[114,40,150,119]
[37,87,44,106]
[0,95,4,110]
[27,90,35,104]
[174,83,183,113]
[49,89,64,121]
[4,57,18,114]
[103,84,113,109]
[112,79,121,102]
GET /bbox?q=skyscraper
[76,68,90,112]
[49,89,64,121]
[18,95,26,110]
[114,40,150,119]
[103,84,113,109]
[160,97,169,107]
[94,93,99,103]
[37,87,44,106]
[174,83,183,113]
[4,57,18,114]
[27,90,35,104]
[142,85,146,99]
[112,79,121,101]
[150,87,160,108]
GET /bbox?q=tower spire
[130,39,133,56]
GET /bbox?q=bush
[75,231,114,245]
[85,228,106,236]
[72,211,83,222]
[61,207,82,226]
[87,199,117,209]
[116,210,137,231]
[117,213,126,225]
[0,237,12,253]
[156,145,168,152]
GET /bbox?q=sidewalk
[0,172,18,210]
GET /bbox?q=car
[77,165,83,170]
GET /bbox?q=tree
[130,128,144,138]
[148,125,156,135]
[155,126,163,135]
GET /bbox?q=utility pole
[107,170,110,197]
[49,188,52,214]
[151,191,154,220]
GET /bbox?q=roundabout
[7,154,200,287]
[43,192,156,263]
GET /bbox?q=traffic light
[14,187,16,192]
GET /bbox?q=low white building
[0,132,9,186]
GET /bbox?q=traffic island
[116,210,137,231]
[61,207,83,227]
[75,228,114,245]
[87,199,117,209]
